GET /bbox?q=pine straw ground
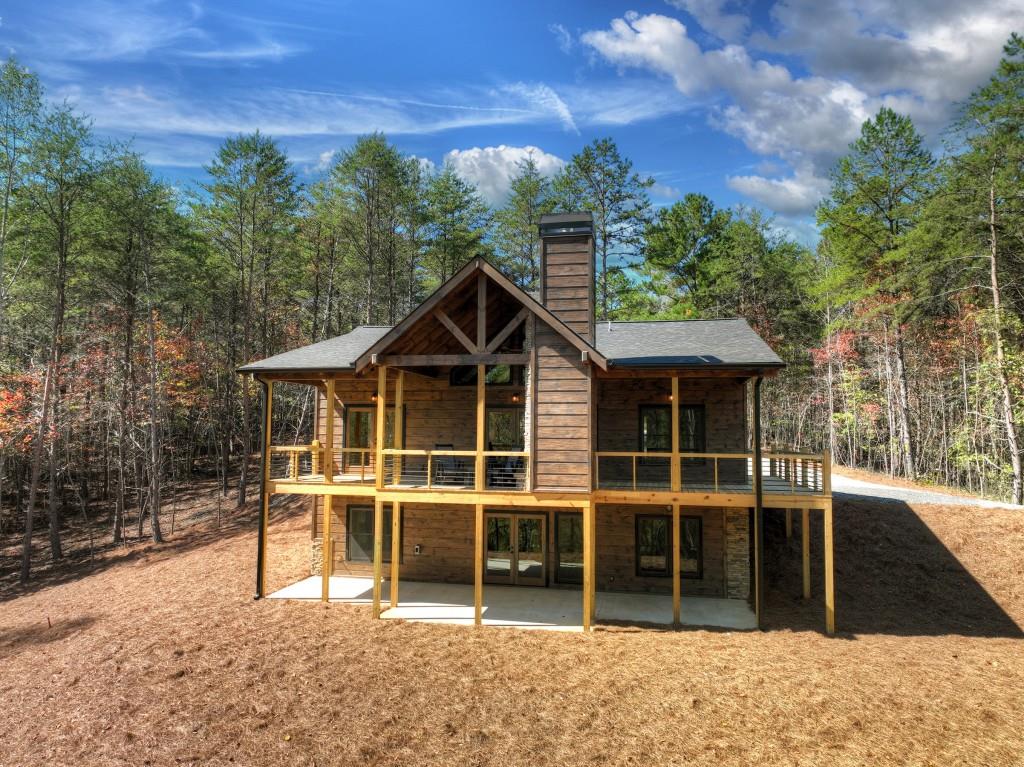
[2,480,1023,767]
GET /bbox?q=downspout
[254,375,269,600]
[753,376,764,629]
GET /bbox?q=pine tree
[492,155,554,288]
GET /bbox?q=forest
[1,35,1022,582]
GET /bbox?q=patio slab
[269,576,756,631]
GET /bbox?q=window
[346,505,399,563]
[680,516,702,578]
[486,407,524,451]
[634,514,703,579]
[636,515,670,577]
[449,364,523,386]
[555,513,583,584]
[638,404,706,454]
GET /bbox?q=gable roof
[595,319,784,368]
[237,326,391,373]
[352,256,609,372]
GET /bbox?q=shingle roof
[239,318,783,373]
[595,319,784,368]
[237,326,392,373]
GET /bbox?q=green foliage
[492,154,554,289]
[422,165,492,286]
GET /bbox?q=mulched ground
[1,480,1022,766]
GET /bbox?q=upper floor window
[449,364,524,387]
[639,404,706,453]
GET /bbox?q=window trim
[637,403,707,456]
[554,512,584,585]
[633,513,703,579]
[485,404,526,451]
[449,364,525,388]
[345,504,402,563]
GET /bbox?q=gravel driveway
[831,472,1023,509]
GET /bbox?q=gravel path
[831,472,1023,509]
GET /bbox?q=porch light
[512,394,519,403]
[371,391,378,402]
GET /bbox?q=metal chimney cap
[539,211,593,237]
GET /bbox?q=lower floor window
[635,514,703,578]
[346,505,397,562]
[555,513,583,584]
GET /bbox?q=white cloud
[499,82,578,133]
[549,23,573,54]
[443,145,565,205]
[726,166,830,216]
[650,181,682,199]
[308,149,336,173]
[667,0,750,42]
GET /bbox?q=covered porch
[269,575,757,632]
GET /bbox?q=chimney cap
[539,211,593,237]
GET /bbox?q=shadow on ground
[764,496,1023,638]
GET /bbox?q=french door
[485,513,546,586]
[344,407,373,470]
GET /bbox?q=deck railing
[593,450,830,495]
[268,443,376,484]
[381,448,529,491]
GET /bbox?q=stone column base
[724,509,750,599]
[310,538,323,576]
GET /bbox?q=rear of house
[241,212,834,632]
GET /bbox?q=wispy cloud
[549,23,573,54]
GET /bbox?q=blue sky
[2,0,1022,243]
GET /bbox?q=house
[240,212,835,633]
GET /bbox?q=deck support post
[670,376,680,492]
[255,378,273,599]
[801,508,810,599]
[372,497,384,619]
[474,503,484,625]
[785,508,793,539]
[753,377,765,629]
[475,363,485,490]
[323,378,336,485]
[393,371,404,484]
[672,501,681,626]
[320,495,333,602]
[824,501,835,634]
[390,501,401,608]
[583,501,595,631]
[375,367,387,490]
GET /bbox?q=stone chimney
[538,212,594,342]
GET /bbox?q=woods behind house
[1,36,1023,581]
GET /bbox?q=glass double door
[485,513,546,586]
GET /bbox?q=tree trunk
[19,357,56,583]
[893,323,916,480]
[146,300,164,542]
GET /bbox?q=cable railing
[381,448,529,491]
[593,450,830,495]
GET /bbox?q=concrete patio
[268,576,757,632]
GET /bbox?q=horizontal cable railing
[381,449,529,491]
[593,450,830,495]
[269,444,321,481]
[268,443,376,484]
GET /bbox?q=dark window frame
[449,364,525,387]
[633,513,703,579]
[554,512,584,585]
[341,403,407,450]
[345,504,403,563]
[485,404,526,451]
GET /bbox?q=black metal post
[753,376,765,628]
[254,377,269,600]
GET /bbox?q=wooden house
[240,213,835,632]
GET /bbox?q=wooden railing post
[375,366,387,490]
[822,449,831,495]
[475,363,485,490]
[670,376,680,492]
[392,371,404,485]
[310,439,321,476]
[323,379,336,485]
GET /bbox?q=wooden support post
[753,377,765,629]
[786,508,793,539]
[474,503,484,625]
[477,273,487,350]
[323,378,335,484]
[392,371,404,485]
[390,501,401,608]
[670,377,680,492]
[375,366,387,490]
[320,495,332,602]
[476,362,485,490]
[824,502,835,634]
[672,502,681,626]
[256,379,273,599]
[372,498,384,619]
[822,449,832,495]
[583,502,594,631]
[311,439,321,475]
[802,508,811,599]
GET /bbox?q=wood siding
[540,235,593,342]
[533,318,591,491]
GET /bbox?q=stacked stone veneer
[724,508,750,599]
[310,538,323,576]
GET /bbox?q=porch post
[672,501,681,626]
[375,366,387,490]
[255,378,273,599]
[393,371,404,484]
[583,501,594,631]
[671,376,680,491]
[321,495,332,602]
[474,503,484,625]
[323,378,335,485]
[372,497,384,619]
[802,508,811,599]
[753,377,765,629]
[786,508,793,539]
[476,363,486,490]
[824,501,835,634]
[389,501,401,608]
